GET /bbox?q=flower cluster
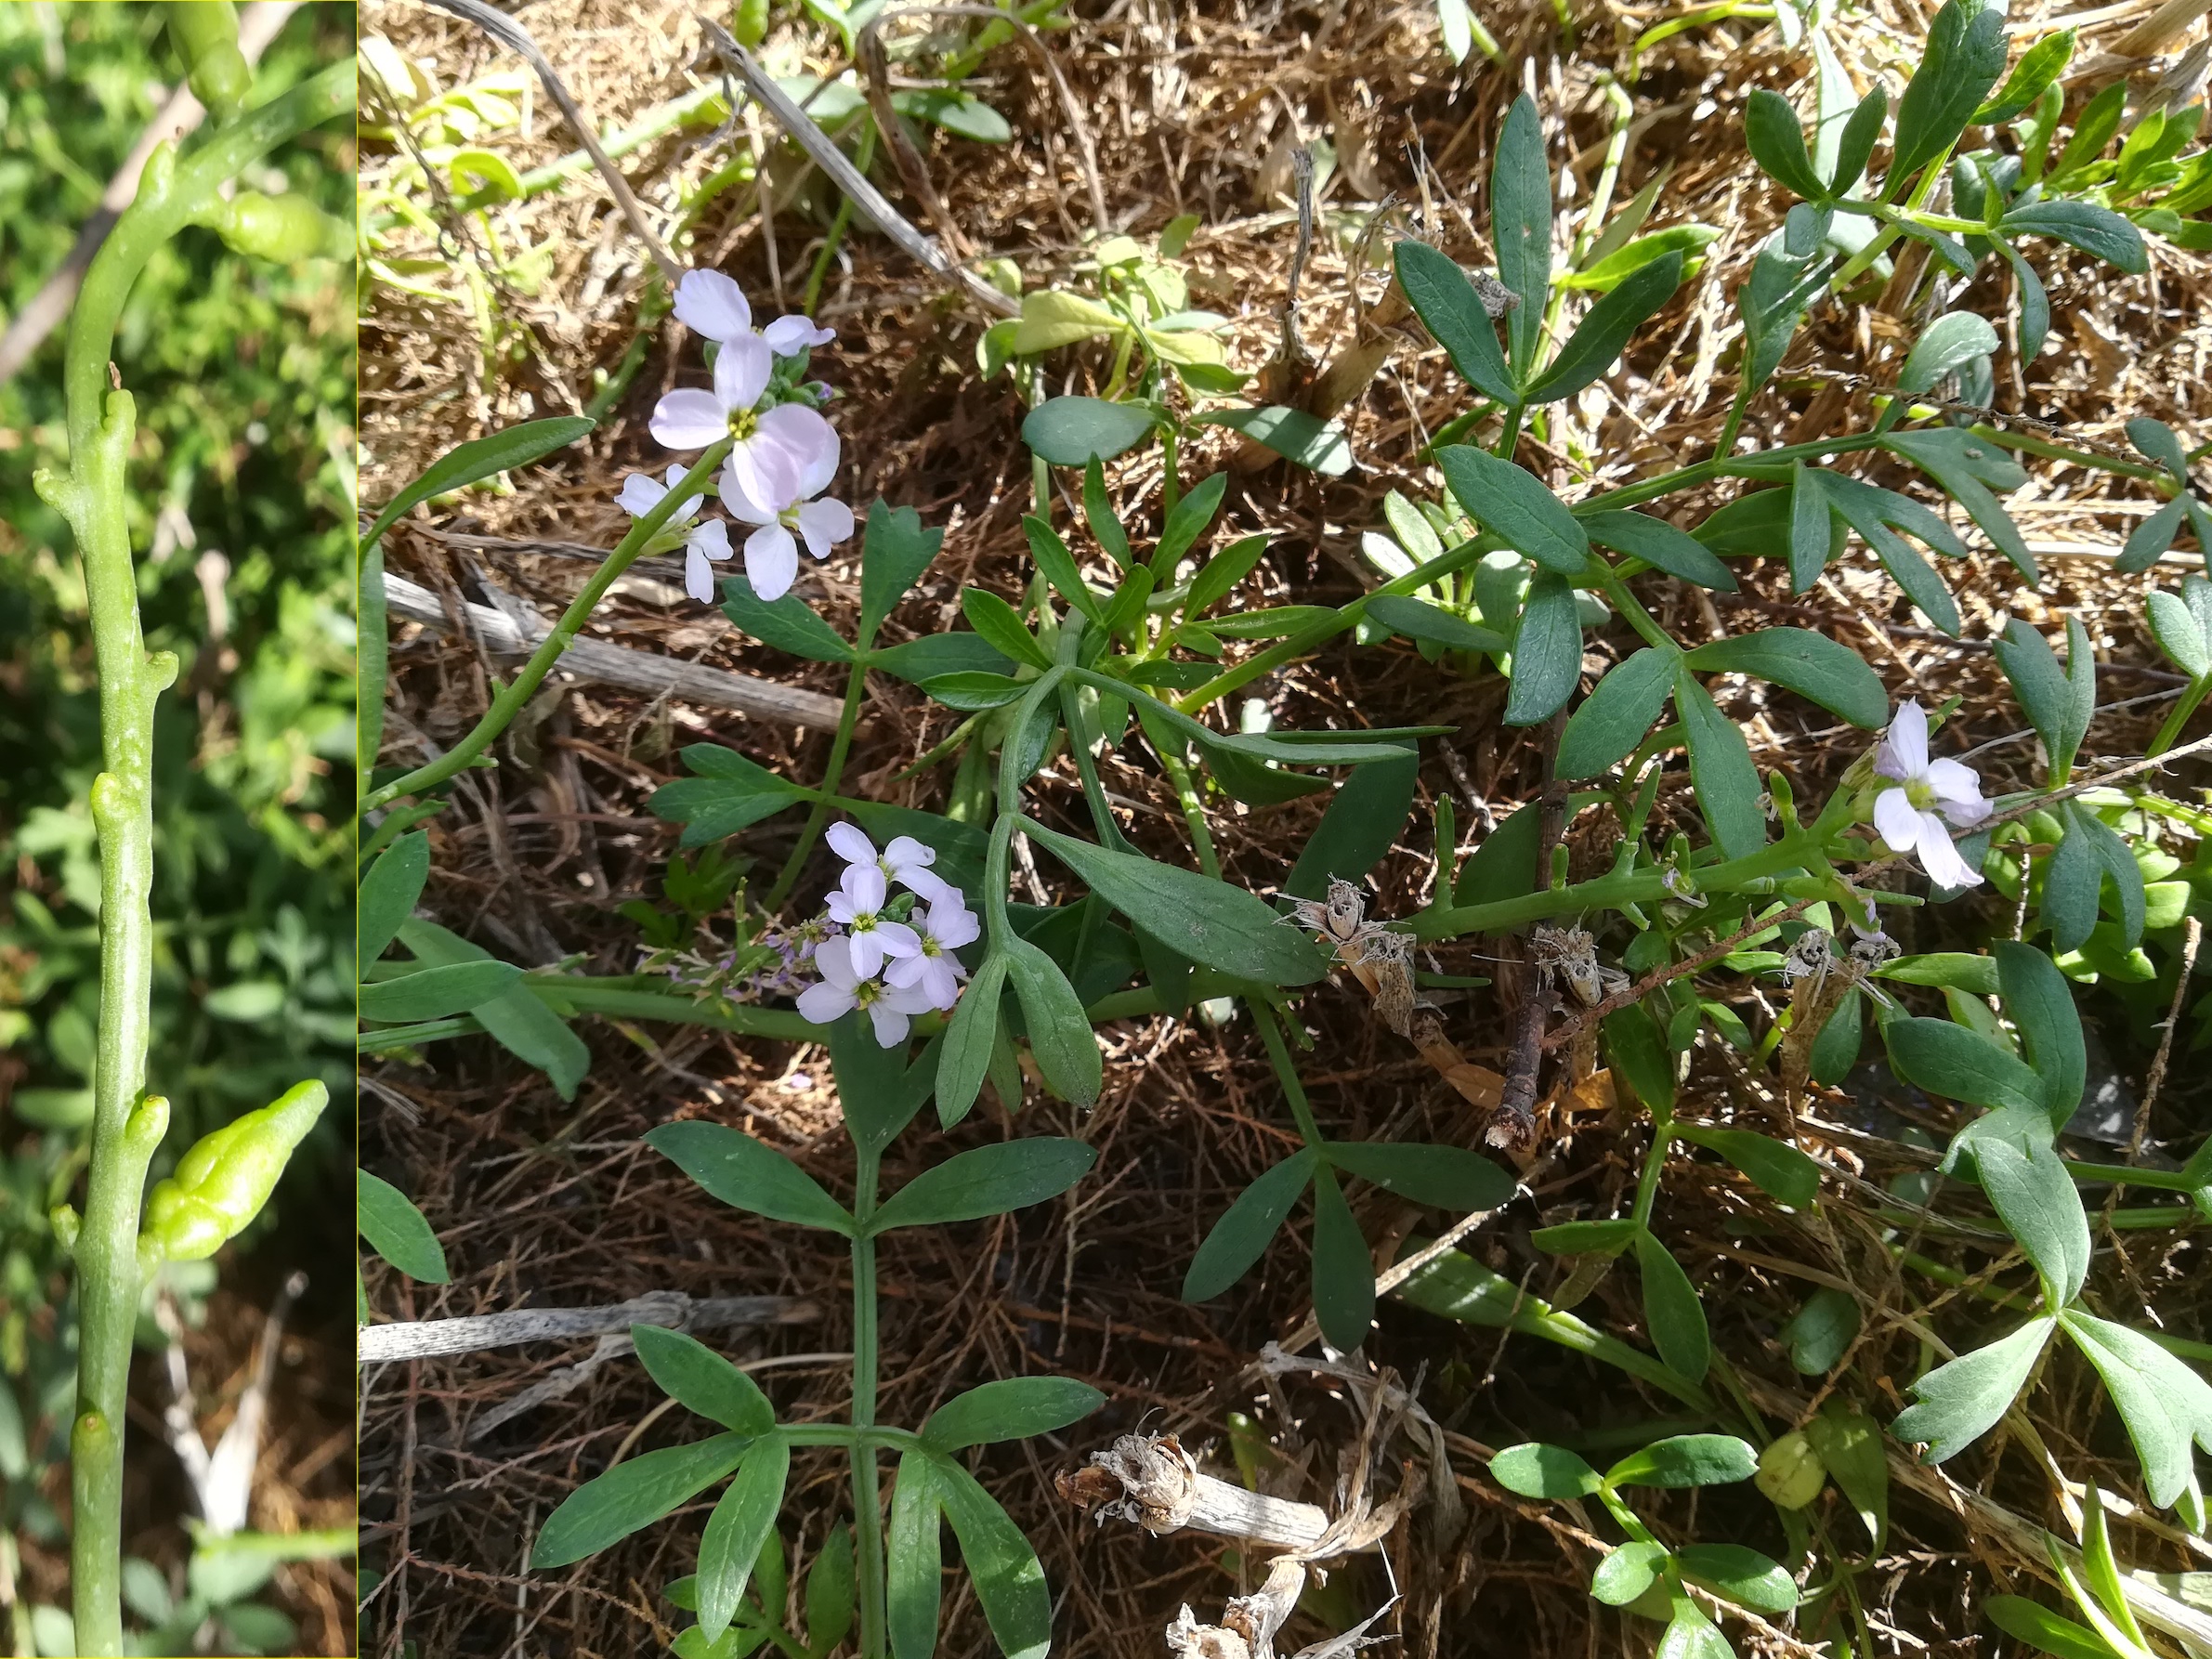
[638,915,840,1004]
[796,825,980,1047]
[617,269,852,605]
[1870,699,1992,890]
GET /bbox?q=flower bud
[1755,1430,1826,1509]
[139,1080,327,1262]
[168,2,251,121]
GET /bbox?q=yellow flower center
[727,407,758,441]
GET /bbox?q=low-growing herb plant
[361,0,2212,1648]
[528,1023,1102,1659]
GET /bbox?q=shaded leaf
[645,1123,856,1234]
[1675,669,1765,859]
[698,1439,790,1643]
[359,834,429,968]
[1491,1442,1603,1499]
[937,1459,1053,1659]
[1184,1150,1320,1301]
[1504,571,1583,726]
[1325,1142,1515,1212]
[1891,1315,2056,1460]
[1310,1167,1377,1351]
[1558,647,1677,777]
[1022,397,1154,465]
[357,1170,450,1284]
[633,1326,776,1435]
[872,1138,1097,1234]
[531,1434,751,1568]
[1024,821,1328,985]
[1003,938,1102,1107]
[922,1378,1106,1452]
[1435,447,1590,575]
[887,1454,945,1659]
[1635,1231,1711,1381]
[1683,627,1888,727]
[1605,1434,1757,1489]
[1394,241,1517,405]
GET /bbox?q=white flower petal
[930,962,964,1009]
[713,331,774,413]
[1917,812,1983,888]
[883,978,939,1014]
[898,867,952,905]
[796,980,856,1025]
[873,920,922,959]
[1879,699,1930,780]
[867,1000,912,1047]
[743,524,800,600]
[826,823,877,867]
[884,836,936,870]
[813,935,859,991]
[1925,758,1989,819]
[674,269,754,341]
[755,403,840,499]
[616,472,669,516]
[843,863,888,911]
[848,932,883,979]
[686,544,716,604]
[726,438,802,518]
[688,517,732,560]
[884,954,926,990]
[797,497,855,560]
[764,314,836,354]
[1872,788,1922,854]
[928,903,980,950]
[649,389,729,451]
[717,455,781,524]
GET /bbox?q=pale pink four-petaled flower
[721,429,855,603]
[614,465,734,604]
[797,822,978,1046]
[825,823,950,904]
[823,862,921,979]
[1872,698,1993,890]
[886,896,981,1008]
[795,935,937,1046]
[648,269,854,603]
[672,268,835,359]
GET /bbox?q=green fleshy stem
[35,55,354,1657]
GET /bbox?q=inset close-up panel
[0,4,358,1655]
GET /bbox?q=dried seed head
[1779,928,1834,986]
[1469,269,1520,317]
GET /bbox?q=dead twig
[698,18,1019,319]
[423,0,682,282]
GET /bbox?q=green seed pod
[732,0,771,47]
[1755,1430,1827,1510]
[168,3,251,122]
[140,1079,328,1262]
[205,191,339,264]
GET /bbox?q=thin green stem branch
[767,656,870,910]
[1253,1002,1327,1150]
[362,438,733,814]
[849,1145,887,1659]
